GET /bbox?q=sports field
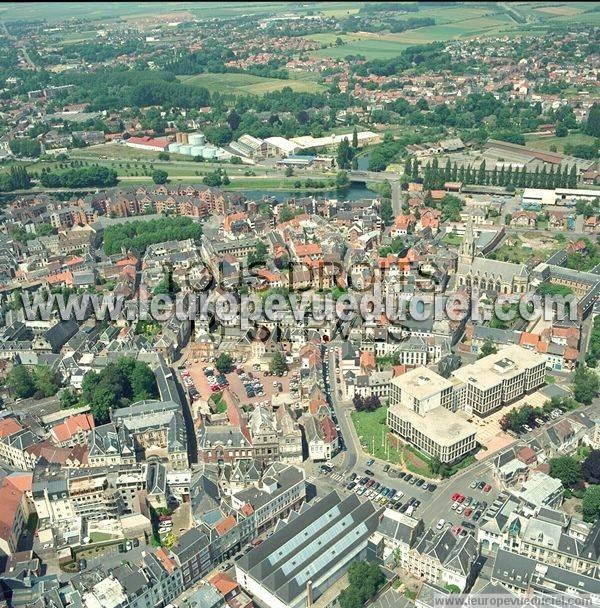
[177,73,324,96]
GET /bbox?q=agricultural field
[0,2,198,22]
[0,1,306,22]
[177,72,324,96]
[536,5,582,16]
[524,133,598,154]
[311,36,411,60]
[385,13,516,46]
[511,2,598,25]
[309,5,522,58]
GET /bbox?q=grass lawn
[177,72,324,96]
[89,531,113,543]
[524,132,597,154]
[351,407,403,464]
[223,176,334,191]
[350,407,435,477]
[209,392,227,414]
[443,233,463,247]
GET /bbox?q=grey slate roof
[236,491,382,606]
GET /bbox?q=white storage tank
[202,146,217,159]
[168,143,181,153]
[188,132,206,146]
[179,145,192,155]
[191,145,205,157]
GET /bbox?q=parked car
[436,519,445,530]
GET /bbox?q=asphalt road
[319,344,502,529]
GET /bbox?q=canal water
[230,184,376,202]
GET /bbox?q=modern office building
[452,345,546,417]
[387,367,477,464]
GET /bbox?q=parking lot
[316,455,501,534]
[185,358,295,409]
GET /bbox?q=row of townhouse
[371,509,479,593]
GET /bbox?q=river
[228,184,376,202]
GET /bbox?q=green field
[0,1,310,22]
[524,132,597,154]
[384,13,516,46]
[351,407,402,464]
[312,36,411,60]
[177,73,324,96]
[309,6,522,59]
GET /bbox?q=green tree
[81,357,158,424]
[549,456,581,488]
[573,365,599,404]
[411,158,419,181]
[586,102,600,138]
[337,137,352,169]
[130,361,159,400]
[336,170,350,190]
[352,126,358,149]
[9,138,41,158]
[248,241,268,267]
[270,350,288,376]
[582,485,600,522]
[279,205,295,223]
[152,169,168,184]
[380,199,393,226]
[215,353,234,374]
[340,561,384,608]
[6,365,36,399]
[478,340,498,359]
[60,389,80,409]
[154,268,180,296]
[33,365,60,398]
[581,450,600,485]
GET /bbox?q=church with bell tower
[455,222,529,294]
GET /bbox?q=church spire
[460,220,475,263]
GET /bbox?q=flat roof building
[522,187,600,207]
[452,345,546,417]
[387,367,477,464]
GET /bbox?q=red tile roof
[51,413,94,443]
[0,478,25,543]
[126,136,169,148]
[215,516,236,536]
[240,503,254,516]
[0,418,23,438]
[320,416,338,443]
[209,572,239,596]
